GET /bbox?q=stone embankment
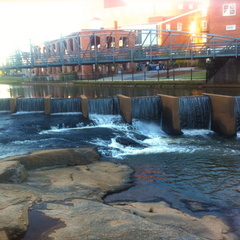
[0,147,237,240]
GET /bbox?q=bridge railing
[1,29,240,70]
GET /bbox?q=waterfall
[17,98,44,112]
[131,96,162,120]
[0,99,10,112]
[50,98,81,113]
[88,97,119,115]
[235,96,240,131]
[179,96,211,129]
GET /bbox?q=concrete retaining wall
[116,94,132,124]
[158,94,182,135]
[10,97,21,113]
[80,95,89,118]
[209,58,240,84]
[203,93,236,137]
[44,95,52,115]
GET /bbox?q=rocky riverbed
[0,147,237,240]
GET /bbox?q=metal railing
[1,29,240,70]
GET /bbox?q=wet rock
[4,147,100,170]
[25,161,133,202]
[0,148,237,240]
[0,230,8,240]
[41,200,235,240]
[116,136,142,147]
[110,202,234,240]
[0,204,29,239]
[0,161,28,183]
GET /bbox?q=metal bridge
[1,29,240,70]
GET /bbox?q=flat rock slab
[41,199,235,240]
[0,147,237,240]
[4,147,100,170]
[24,161,133,202]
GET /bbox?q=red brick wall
[209,0,240,38]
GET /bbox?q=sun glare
[0,0,97,64]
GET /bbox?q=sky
[0,0,101,63]
[0,0,209,64]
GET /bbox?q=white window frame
[202,34,207,43]
[202,8,208,17]
[166,24,171,31]
[177,23,182,31]
[178,3,183,10]
[223,3,236,16]
[189,4,193,10]
[226,25,236,30]
[202,21,207,30]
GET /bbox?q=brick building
[34,0,240,79]
[34,29,137,79]
[209,0,240,38]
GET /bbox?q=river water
[0,84,240,237]
[1,83,240,98]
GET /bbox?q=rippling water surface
[0,112,240,237]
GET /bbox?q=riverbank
[0,147,237,240]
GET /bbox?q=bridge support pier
[158,94,182,135]
[207,58,240,84]
[203,93,236,137]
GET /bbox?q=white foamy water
[39,114,240,159]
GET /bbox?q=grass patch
[74,80,205,86]
[150,70,206,80]
[0,77,26,84]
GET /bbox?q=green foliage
[197,59,207,68]
[60,71,79,81]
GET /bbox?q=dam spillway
[0,93,239,137]
[131,96,162,121]
[235,96,240,131]
[179,96,211,129]
[50,98,81,113]
[17,98,45,112]
[88,97,120,115]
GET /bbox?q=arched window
[106,36,115,48]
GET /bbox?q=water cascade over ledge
[17,98,45,112]
[235,96,240,131]
[50,98,81,113]
[88,97,120,115]
[0,98,10,112]
[179,96,211,129]
[131,96,162,121]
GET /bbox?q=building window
[177,23,182,31]
[166,24,171,31]
[178,4,183,10]
[189,4,193,10]
[223,3,236,16]
[202,8,208,17]
[226,25,236,30]
[202,34,207,43]
[190,21,196,33]
[202,21,207,30]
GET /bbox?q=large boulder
[0,161,28,183]
[4,147,100,170]
[0,205,29,239]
